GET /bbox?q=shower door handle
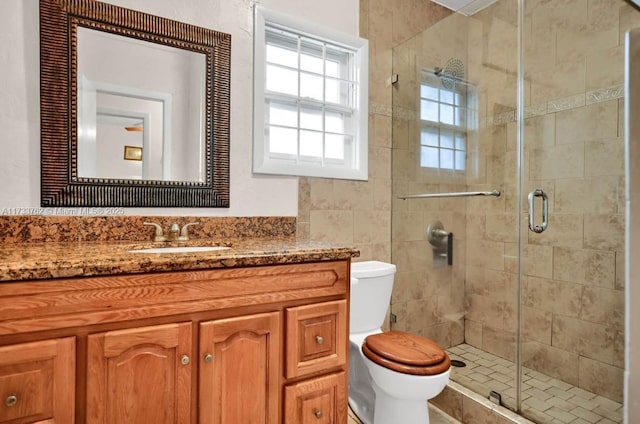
[528,189,549,233]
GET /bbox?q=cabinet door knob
[180,355,190,365]
[5,395,17,407]
[315,335,324,345]
[314,409,323,419]
[204,353,213,363]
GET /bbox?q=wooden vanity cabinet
[86,323,192,424]
[0,260,350,424]
[0,337,75,424]
[199,312,280,424]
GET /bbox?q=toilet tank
[350,261,396,334]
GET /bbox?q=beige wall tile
[552,315,623,367]
[392,270,425,304]
[578,356,624,403]
[529,143,584,180]
[465,319,483,348]
[615,250,624,290]
[392,210,423,241]
[505,243,554,279]
[392,240,430,274]
[465,294,504,327]
[530,0,588,34]
[523,340,580,387]
[530,56,586,105]
[298,177,310,222]
[373,113,392,148]
[482,326,516,361]
[467,239,505,270]
[523,277,583,317]
[585,138,625,177]
[586,45,624,91]
[462,396,513,424]
[356,242,391,263]
[556,25,618,64]
[523,306,553,345]
[620,3,640,42]
[372,178,392,211]
[555,100,619,143]
[404,297,438,331]
[422,319,464,349]
[354,210,390,244]
[368,146,392,180]
[431,386,463,421]
[553,247,616,288]
[554,177,618,214]
[583,213,624,251]
[309,210,354,244]
[485,214,517,242]
[526,214,584,248]
[309,178,335,210]
[580,286,624,329]
[333,180,375,211]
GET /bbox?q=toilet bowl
[348,261,450,424]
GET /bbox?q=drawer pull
[5,395,17,407]
[315,335,324,345]
[314,409,323,419]
[204,353,213,363]
[181,355,190,365]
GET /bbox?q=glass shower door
[518,0,632,422]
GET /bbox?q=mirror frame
[40,0,230,207]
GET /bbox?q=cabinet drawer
[0,337,75,424]
[284,371,347,424]
[285,300,347,378]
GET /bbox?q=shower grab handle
[528,189,549,233]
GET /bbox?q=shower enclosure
[391,0,636,422]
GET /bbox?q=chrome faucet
[178,222,199,241]
[168,223,180,241]
[143,222,167,242]
[143,221,199,242]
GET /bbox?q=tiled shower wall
[390,12,471,348]
[462,0,640,404]
[387,0,638,405]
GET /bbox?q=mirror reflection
[76,27,207,182]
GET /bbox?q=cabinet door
[0,337,75,424]
[284,371,347,424]
[199,312,280,424]
[86,322,192,424]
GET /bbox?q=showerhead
[435,58,466,90]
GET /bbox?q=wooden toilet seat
[362,331,451,376]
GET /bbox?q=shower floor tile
[446,343,623,424]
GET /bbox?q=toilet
[348,261,450,424]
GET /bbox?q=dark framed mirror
[40,0,230,207]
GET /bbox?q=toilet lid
[362,331,450,376]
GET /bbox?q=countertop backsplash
[0,215,297,244]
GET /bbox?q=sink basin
[128,246,231,254]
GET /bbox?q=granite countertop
[0,238,360,282]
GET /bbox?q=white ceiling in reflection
[431,0,498,16]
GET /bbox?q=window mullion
[296,35,302,164]
[322,43,327,167]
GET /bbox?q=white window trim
[253,6,368,181]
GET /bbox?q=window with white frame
[253,7,368,180]
[419,72,472,171]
